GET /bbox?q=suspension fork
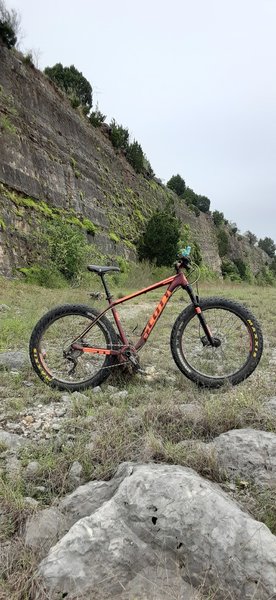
[185,284,215,345]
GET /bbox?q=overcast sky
[8,0,276,241]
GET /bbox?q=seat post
[99,274,113,302]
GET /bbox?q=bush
[126,140,144,173]
[216,229,229,257]
[89,104,106,127]
[192,241,202,265]
[19,265,67,288]
[233,259,247,280]
[30,219,89,284]
[221,259,241,282]
[0,1,20,48]
[195,195,210,213]
[199,264,219,281]
[44,63,92,111]
[213,210,225,227]
[109,119,129,151]
[256,267,276,286]
[138,210,181,267]
[245,231,258,246]
[167,174,186,197]
[258,237,276,258]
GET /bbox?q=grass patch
[0,115,17,134]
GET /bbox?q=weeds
[0,278,276,598]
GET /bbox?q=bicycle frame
[71,269,213,357]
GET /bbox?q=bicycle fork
[185,284,221,348]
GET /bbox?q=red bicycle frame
[71,269,211,357]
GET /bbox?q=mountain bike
[29,249,263,391]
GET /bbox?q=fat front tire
[170,297,263,388]
[29,305,118,391]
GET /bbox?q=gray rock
[116,564,198,600]
[25,508,67,555]
[38,463,276,599]
[59,463,133,526]
[23,496,39,509]
[5,455,21,480]
[92,386,102,394]
[0,429,27,451]
[213,428,276,487]
[25,460,40,479]
[71,391,90,402]
[264,398,276,414]
[179,403,203,422]
[0,304,10,311]
[68,460,83,488]
[112,390,128,400]
[0,351,28,371]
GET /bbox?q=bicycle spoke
[181,307,251,379]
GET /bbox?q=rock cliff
[0,44,268,276]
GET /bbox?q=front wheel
[29,305,119,391]
[170,297,263,388]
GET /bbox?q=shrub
[192,240,202,266]
[19,265,67,288]
[22,51,35,67]
[258,237,276,258]
[0,1,20,48]
[216,228,229,257]
[44,63,92,111]
[109,119,129,151]
[255,267,276,286]
[30,219,89,283]
[221,259,241,281]
[245,231,258,246]
[213,210,225,227]
[195,195,210,213]
[167,174,186,197]
[126,140,144,173]
[233,259,247,280]
[89,104,106,127]
[138,210,181,267]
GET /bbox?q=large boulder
[212,428,276,487]
[37,463,276,600]
[0,350,28,370]
[25,508,67,555]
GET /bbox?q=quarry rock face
[0,45,267,276]
[37,462,276,600]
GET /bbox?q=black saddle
[87,265,120,275]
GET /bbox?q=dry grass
[0,276,276,598]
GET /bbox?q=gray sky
[8,0,276,241]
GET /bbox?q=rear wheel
[29,305,118,391]
[170,298,263,388]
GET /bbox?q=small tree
[0,0,20,48]
[213,210,225,227]
[143,155,155,178]
[229,222,238,235]
[126,140,144,173]
[109,119,129,151]
[217,228,229,257]
[167,174,186,197]
[138,210,181,266]
[195,195,210,213]
[89,103,106,127]
[245,231,258,246]
[44,63,92,111]
[258,237,276,258]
